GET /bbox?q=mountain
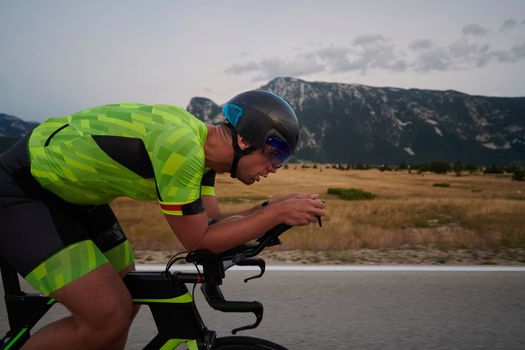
[0,114,39,152]
[187,77,525,165]
[3,79,524,165]
[186,97,225,124]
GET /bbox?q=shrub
[433,182,450,188]
[454,161,464,176]
[484,165,505,174]
[465,164,478,172]
[429,161,451,174]
[512,169,525,181]
[354,163,367,170]
[413,163,432,173]
[327,187,375,200]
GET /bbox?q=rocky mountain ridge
[187,77,524,165]
[2,78,524,164]
[0,113,38,151]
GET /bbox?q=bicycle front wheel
[214,336,288,350]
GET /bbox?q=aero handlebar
[183,224,293,334]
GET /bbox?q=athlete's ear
[237,135,252,151]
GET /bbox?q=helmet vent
[223,103,244,127]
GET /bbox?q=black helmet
[222,90,299,178]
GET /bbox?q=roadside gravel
[134,247,525,265]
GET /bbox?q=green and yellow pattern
[24,240,108,295]
[28,103,210,212]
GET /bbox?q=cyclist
[0,90,325,349]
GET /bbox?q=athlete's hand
[274,198,325,227]
[266,192,319,206]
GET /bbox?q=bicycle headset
[222,90,299,178]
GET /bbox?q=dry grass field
[111,166,525,264]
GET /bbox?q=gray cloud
[491,42,525,63]
[449,38,475,58]
[511,42,525,60]
[501,18,517,32]
[346,35,407,73]
[412,47,451,72]
[354,34,386,46]
[315,46,355,71]
[226,38,407,80]
[225,61,259,74]
[320,36,407,73]
[409,39,434,51]
[252,54,325,81]
[225,29,525,78]
[462,23,489,36]
[491,50,513,63]
[448,38,491,67]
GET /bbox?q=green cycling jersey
[28,103,215,216]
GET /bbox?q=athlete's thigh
[51,262,133,328]
[0,199,88,276]
[0,198,111,295]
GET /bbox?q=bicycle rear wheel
[215,336,288,350]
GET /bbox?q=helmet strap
[227,124,256,178]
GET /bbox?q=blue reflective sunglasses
[262,136,292,168]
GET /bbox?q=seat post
[0,258,22,295]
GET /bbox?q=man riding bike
[0,90,326,349]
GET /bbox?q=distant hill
[0,113,39,152]
[3,78,524,165]
[187,77,525,165]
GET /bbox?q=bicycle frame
[1,266,214,349]
[1,223,295,349]
[1,260,56,349]
[124,270,213,349]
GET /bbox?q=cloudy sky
[1,0,524,122]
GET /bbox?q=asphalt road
[2,267,525,349]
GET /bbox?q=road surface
[1,266,524,349]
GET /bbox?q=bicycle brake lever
[236,259,265,283]
[232,305,263,334]
[201,283,264,335]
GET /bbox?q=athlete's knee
[51,264,135,347]
[76,294,134,346]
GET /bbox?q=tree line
[286,162,525,181]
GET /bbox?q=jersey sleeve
[144,127,206,216]
[200,169,216,196]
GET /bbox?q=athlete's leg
[23,263,134,350]
[0,138,136,349]
[0,199,136,349]
[85,205,141,349]
[104,263,141,350]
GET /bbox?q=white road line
[137,264,525,272]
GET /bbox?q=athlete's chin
[238,176,257,185]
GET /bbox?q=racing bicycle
[1,223,301,349]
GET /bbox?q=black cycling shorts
[0,136,134,295]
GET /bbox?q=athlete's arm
[166,198,325,253]
[202,193,320,222]
[202,195,263,222]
